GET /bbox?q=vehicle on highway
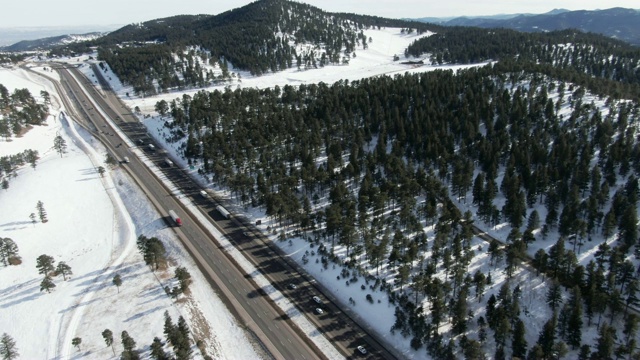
[168,210,182,226]
[123,156,130,163]
[165,158,174,167]
[315,308,324,315]
[357,345,367,355]
[216,204,232,219]
[200,190,209,198]
[287,283,297,290]
[148,144,155,151]
[312,296,322,304]
[137,139,144,145]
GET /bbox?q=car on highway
[315,308,324,315]
[312,296,322,304]
[357,345,367,355]
[287,283,297,290]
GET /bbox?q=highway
[48,63,399,360]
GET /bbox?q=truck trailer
[216,205,231,219]
[169,210,182,226]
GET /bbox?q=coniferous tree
[163,311,176,345]
[40,276,56,293]
[36,254,55,276]
[137,235,167,271]
[102,329,115,355]
[624,279,640,315]
[532,249,548,277]
[536,312,557,359]
[53,134,67,157]
[566,286,583,349]
[150,337,168,360]
[113,274,122,293]
[36,201,47,223]
[451,287,469,335]
[0,333,18,360]
[0,238,19,266]
[594,323,616,360]
[546,280,562,311]
[71,337,81,350]
[56,261,72,281]
[512,318,527,359]
[623,313,639,349]
[578,344,591,360]
[174,266,192,293]
[121,331,139,360]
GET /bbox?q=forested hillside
[156,49,640,357]
[407,27,640,99]
[50,0,436,95]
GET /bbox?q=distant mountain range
[0,25,120,50]
[414,7,640,45]
[1,32,107,52]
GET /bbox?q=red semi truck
[169,210,182,226]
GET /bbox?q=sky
[1,0,638,28]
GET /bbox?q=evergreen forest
[158,59,640,358]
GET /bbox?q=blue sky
[1,0,638,28]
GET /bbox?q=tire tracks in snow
[51,113,138,359]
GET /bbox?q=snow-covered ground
[0,27,496,360]
[0,67,261,359]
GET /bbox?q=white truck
[148,144,155,151]
[216,205,231,219]
[168,210,182,226]
[165,158,174,167]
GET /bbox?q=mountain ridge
[415,7,640,45]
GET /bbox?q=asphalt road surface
[48,63,398,360]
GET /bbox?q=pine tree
[0,333,19,360]
[102,329,115,355]
[533,249,548,276]
[512,318,527,359]
[578,344,591,360]
[36,201,48,223]
[56,262,72,281]
[150,337,167,360]
[537,312,557,359]
[36,254,55,276]
[451,287,469,335]
[113,274,122,293]
[566,286,583,349]
[121,331,139,359]
[594,324,616,359]
[53,134,67,157]
[175,266,192,293]
[624,279,640,314]
[71,337,81,350]
[546,280,562,311]
[137,235,167,271]
[40,276,56,293]
[163,311,176,345]
[623,313,639,347]
[0,238,19,266]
